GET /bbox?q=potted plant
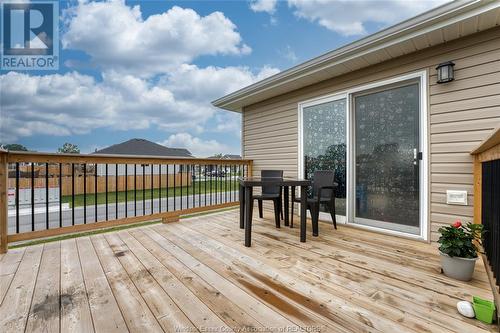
[438,220,483,281]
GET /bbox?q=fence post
[0,149,8,253]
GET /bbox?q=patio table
[238,177,312,247]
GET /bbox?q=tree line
[0,142,80,153]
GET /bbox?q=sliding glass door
[352,81,421,234]
[301,97,346,219]
[299,73,426,238]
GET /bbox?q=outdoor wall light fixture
[436,61,455,83]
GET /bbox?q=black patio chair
[291,170,337,235]
[253,170,283,228]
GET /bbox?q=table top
[238,176,311,186]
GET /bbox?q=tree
[58,143,80,154]
[3,143,28,151]
[212,153,224,158]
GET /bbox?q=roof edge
[212,0,497,112]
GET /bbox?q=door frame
[298,93,348,224]
[298,70,429,241]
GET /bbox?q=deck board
[0,209,497,333]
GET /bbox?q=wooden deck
[0,209,497,333]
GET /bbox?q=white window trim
[297,70,429,241]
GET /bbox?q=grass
[61,179,238,208]
[9,206,239,249]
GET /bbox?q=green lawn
[9,206,239,249]
[61,180,238,208]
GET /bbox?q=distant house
[94,139,192,176]
[94,138,192,157]
[208,154,241,159]
[221,154,241,160]
[205,154,241,173]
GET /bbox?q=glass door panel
[302,98,346,216]
[353,82,420,234]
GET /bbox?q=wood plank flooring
[0,209,497,332]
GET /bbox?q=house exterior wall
[242,26,500,242]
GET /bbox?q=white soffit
[212,0,500,112]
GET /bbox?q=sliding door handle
[413,149,422,165]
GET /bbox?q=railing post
[0,149,8,253]
[247,160,253,177]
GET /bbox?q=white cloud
[62,1,251,75]
[0,65,279,142]
[250,0,278,14]
[159,133,238,157]
[288,0,450,36]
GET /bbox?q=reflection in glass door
[302,98,346,217]
[353,82,420,234]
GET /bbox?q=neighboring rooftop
[213,0,500,112]
[94,138,192,157]
[208,154,242,159]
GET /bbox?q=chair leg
[258,199,263,218]
[290,200,294,228]
[310,203,319,236]
[273,199,281,228]
[329,201,337,230]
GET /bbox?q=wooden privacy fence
[471,127,500,321]
[8,173,191,196]
[0,150,252,253]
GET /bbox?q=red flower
[452,220,462,228]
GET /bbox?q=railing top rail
[471,126,500,155]
[5,150,252,165]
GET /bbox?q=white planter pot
[440,251,478,281]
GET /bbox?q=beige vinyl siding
[242,26,500,242]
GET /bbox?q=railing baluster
[83,163,87,224]
[72,163,75,226]
[198,165,201,208]
[116,164,118,219]
[159,164,162,213]
[15,163,19,233]
[204,165,207,206]
[45,163,49,229]
[125,164,128,218]
[238,165,241,201]
[180,164,184,210]
[94,163,97,222]
[142,164,145,215]
[31,162,34,231]
[210,164,213,206]
[225,164,228,203]
[166,165,169,212]
[105,164,108,221]
[192,165,195,208]
[59,163,63,227]
[134,164,137,216]
[150,164,153,215]
[173,164,176,211]
[186,165,189,209]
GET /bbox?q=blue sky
[0,0,448,156]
